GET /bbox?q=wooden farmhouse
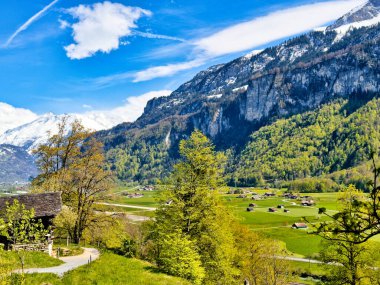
[0,192,62,248]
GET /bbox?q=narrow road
[96,202,156,211]
[280,256,323,264]
[15,248,100,276]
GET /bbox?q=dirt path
[96,202,156,211]
[15,248,100,276]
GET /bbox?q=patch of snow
[313,26,327,32]
[244,49,263,59]
[334,15,380,35]
[232,85,249,93]
[225,77,237,85]
[207,94,223,100]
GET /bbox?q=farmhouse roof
[0,192,62,218]
[292,223,308,229]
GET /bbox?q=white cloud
[195,0,366,57]
[4,0,59,47]
[84,90,172,123]
[88,59,203,87]
[129,0,364,81]
[58,19,70,29]
[64,2,152,59]
[0,102,38,134]
[82,104,93,109]
[132,59,205,82]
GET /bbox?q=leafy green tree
[320,239,379,285]
[234,225,290,285]
[152,131,239,284]
[0,200,47,246]
[317,152,380,243]
[157,230,205,285]
[316,181,380,284]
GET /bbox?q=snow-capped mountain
[328,0,380,30]
[0,113,122,153]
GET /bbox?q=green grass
[260,228,323,257]
[221,191,337,256]
[53,242,84,257]
[106,188,160,207]
[0,251,63,270]
[21,253,191,285]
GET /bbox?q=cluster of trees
[106,141,170,184]
[233,98,380,188]
[285,177,340,193]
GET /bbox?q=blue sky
[0,0,364,123]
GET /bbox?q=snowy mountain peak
[0,113,117,153]
[327,0,380,30]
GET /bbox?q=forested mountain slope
[231,97,380,186]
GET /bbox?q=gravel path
[15,248,100,276]
[96,202,156,211]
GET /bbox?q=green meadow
[108,186,344,257]
[19,253,191,285]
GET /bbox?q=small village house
[0,192,62,252]
[292,223,308,229]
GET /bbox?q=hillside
[232,97,380,186]
[0,144,37,183]
[96,1,380,185]
[21,253,191,285]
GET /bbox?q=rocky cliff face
[131,21,380,148]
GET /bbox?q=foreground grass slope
[22,253,191,285]
[0,251,63,270]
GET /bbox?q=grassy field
[20,253,191,285]
[106,186,340,257]
[221,190,339,256]
[104,186,380,258]
[0,251,63,270]
[106,188,159,207]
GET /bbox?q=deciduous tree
[32,118,114,243]
[151,131,239,284]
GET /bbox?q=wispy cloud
[133,31,186,42]
[133,59,204,82]
[4,0,59,47]
[195,0,366,57]
[128,0,364,82]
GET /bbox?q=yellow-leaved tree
[32,117,114,243]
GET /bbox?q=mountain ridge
[96,1,380,184]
